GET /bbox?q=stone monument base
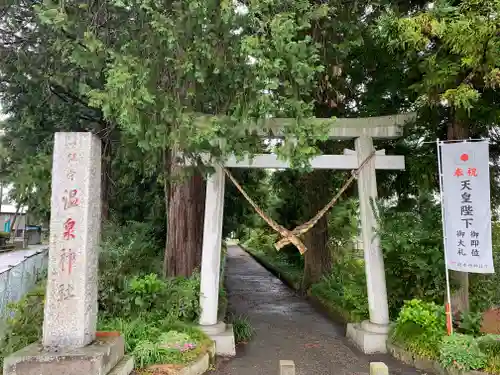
[346,320,389,354]
[200,321,236,356]
[3,335,133,375]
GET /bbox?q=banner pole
[436,138,453,335]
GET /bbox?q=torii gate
[198,113,414,356]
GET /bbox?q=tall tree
[0,0,120,221]
[267,0,424,286]
[376,0,500,313]
[35,0,330,276]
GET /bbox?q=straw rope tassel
[221,150,376,254]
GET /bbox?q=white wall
[0,184,27,214]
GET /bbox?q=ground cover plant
[0,221,216,371]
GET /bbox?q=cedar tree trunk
[302,170,332,289]
[163,152,206,277]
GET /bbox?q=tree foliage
[35,0,330,167]
[0,0,334,276]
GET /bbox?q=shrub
[102,272,200,322]
[128,273,167,312]
[439,334,487,371]
[310,255,368,322]
[326,198,359,260]
[377,195,447,316]
[390,299,446,358]
[457,311,483,336]
[469,222,500,311]
[242,227,277,254]
[477,335,500,357]
[98,221,201,321]
[161,274,201,322]
[0,283,45,368]
[98,221,163,315]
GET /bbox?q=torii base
[346,320,389,354]
[200,321,236,357]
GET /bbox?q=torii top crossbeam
[248,112,415,139]
[196,112,415,139]
[193,113,415,168]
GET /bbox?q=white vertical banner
[440,140,494,273]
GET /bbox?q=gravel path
[208,245,423,375]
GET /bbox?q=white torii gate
[198,114,413,356]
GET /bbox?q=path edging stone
[147,343,215,375]
[387,341,489,375]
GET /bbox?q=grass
[228,313,254,344]
[308,257,369,323]
[98,316,213,369]
[0,285,212,371]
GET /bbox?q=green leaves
[391,299,446,359]
[458,311,483,336]
[439,334,487,371]
[375,0,500,112]
[442,84,481,111]
[396,299,446,332]
[377,194,448,314]
[32,0,329,168]
[35,6,66,26]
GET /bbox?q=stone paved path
[208,245,423,375]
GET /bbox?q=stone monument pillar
[43,132,101,348]
[4,133,133,375]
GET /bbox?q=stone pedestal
[3,336,133,375]
[200,322,236,357]
[346,320,390,354]
[3,133,132,375]
[370,362,389,375]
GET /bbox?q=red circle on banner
[460,153,469,162]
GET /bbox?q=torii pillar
[198,165,235,356]
[345,136,398,354]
